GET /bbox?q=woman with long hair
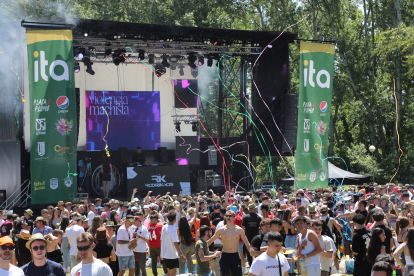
[50,208,62,229]
[101,156,112,199]
[283,208,296,275]
[365,204,376,227]
[177,217,195,274]
[396,217,410,243]
[93,227,116,264]
[367,228,386,264]
[15,230,31,266]
[60,216,70,272]
[393,229,414,276]
[89,216,103,239]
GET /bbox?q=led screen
[85,91,160,151]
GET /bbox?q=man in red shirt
[0,214,14,237]
[148,215,166,276]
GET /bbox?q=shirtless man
[207,210,250,276]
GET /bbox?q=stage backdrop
[295,42,335,189]
[85,91,160,151]
[27,30,78,204]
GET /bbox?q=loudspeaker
[0,190,5,205]
[158,147,168,164]
[208,145,217,165]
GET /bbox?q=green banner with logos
[27,30,77,204]
[295,42,335,189]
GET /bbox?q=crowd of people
[0,183,414,276]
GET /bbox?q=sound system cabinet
[158,147,168,164]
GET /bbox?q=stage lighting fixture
[74,62,80,73]
[198,56,204,66]
[169,55,181,63]
[192,122,197,132]
[154,64,166,77]
[175,122,181,132]
[84,32,88,37]
[162,55,170,68]
[139,50,145,60]
[191,68,198,78]
[178,65,185,76]
[170,64,177,70]
[86,64,95,75]
[112,49,126,66]
[105,48,112,56]
[77,47,85,60]
[148,54,154,64]
[207,57,213,67]
[188,53,197,69]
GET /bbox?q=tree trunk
[329,104,339,157]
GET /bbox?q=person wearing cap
[207,209,250,276]
[132,216,149,276]
[66,217,85,269]
[32,217,53,237]
[21,233,65,276]
[0,236,24,275]
[23,209,34,234]
[70,232,112,276]
[116,214,137,276]
[241,203,262,266]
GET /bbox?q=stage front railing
[0,180,31,210]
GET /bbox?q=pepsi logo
[320,101,328,112]
[57,96,69,109]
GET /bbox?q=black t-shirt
[328,210,336,218]
[356,210,368,220]
[94,242,113,259]
[212,216,223,227]
[375,224,392,253]
[242,213,262,242]
[251,233,265,251]
[21,260,65,276]
[352,227,372,262]
[132,153,146,164]
[24,217,34,234]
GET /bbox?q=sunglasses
[0,245,13,251]
[32,245,46,251]
[409,217,413,219]
[77,243,93,251]
[128,219,134,222]
[225,215,234,218]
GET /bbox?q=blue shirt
[78,160,91,178]
[21,260,65,276]
[32,226,53,236]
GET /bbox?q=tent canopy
[281,161,371,185]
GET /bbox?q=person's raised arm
[131,188,137,202]
[207,227,222,246]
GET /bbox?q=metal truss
[171,115,200,123]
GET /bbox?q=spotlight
[191,68,198,78]
[170,64,177,70]
[112,49,126,66]
[74,62,80,73]
[86,64,95,75]
[84,32,88,37]
[191,122,197,132]
[148,54,154,64]
[207,57,213,67]
[105,48,112,56]
[188,53,197,69]
[175,122,181,132]
[139,50,145,60]
[154,64,166,77]
[198,56,204,66]
[162,55,170,68]
[178,65,185,76]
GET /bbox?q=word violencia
[88,94,129,116]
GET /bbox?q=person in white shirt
[70,232,112,276]
[161,211,186,276]
[311,219,333,276]
[87,204,95,227]
[116,215,137,276]
[0,236,24,276]
[249,231,289,276]
[275,191,287,205]
[132,216,149,276]
[66,217,85,269]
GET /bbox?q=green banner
[295,42,335,189]
[27,30,77,204]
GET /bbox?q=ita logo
[33,51,69,83]
[56,96,69,113]
[303,60,330,88]
[320,101,328,112]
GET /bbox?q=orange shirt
[190,218,200,242]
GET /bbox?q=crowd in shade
[2,183,414,276]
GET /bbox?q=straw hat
[16,230,31,240]
[26,233,50,250]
